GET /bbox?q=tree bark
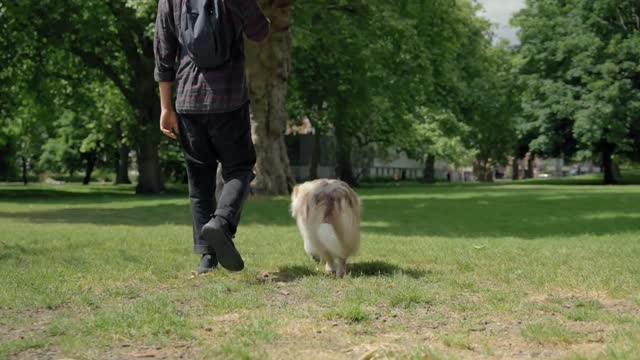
[474,160,494,182]
[129,32,165,194]
[423,154,436,183]
[334,120,357,186]
[512,157,520,180]
[131,62,165,194]
[21,156,28,185]
[82,152,97,185]
[135,137,164,194]
[602,142,618,185]
[0,146,10,181]
[526,156,534,179]
[245,0,295,195]
[309,131,321,180]
[335,141,356,186]
[115,143,131,184]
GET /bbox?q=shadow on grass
[0,241,50,261]
[0,204,193,227]
[0,184,187,204]
[2,184,640,239]
[514,170,640,186]
[265,261,426,282]
[264,265,317,282]
[348,260,426,278]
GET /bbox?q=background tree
[403,108,475,183]
[407,1,519,182]
[462,45,520,182]
[1,0,162,191]
[515,0,640,184]
[290,0,451,185]
[2,0,296,194]
[246,0,295,194]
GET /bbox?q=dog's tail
[311,192,360,259]
[316,223,343,258]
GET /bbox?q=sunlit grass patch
[0,338,48,359]
[521,320,581,345]
[324,303,370,323]
[442,333,473,350]
[1,183,640,358]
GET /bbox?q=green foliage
[463,45,521,171]
[159,136,187,183]
[38,112,85,175]
[515,0,640,183]
[6,0,636,187]
[290,1,520,181]
[290,0,418,145]
[1,0,160,187]
[404,108,475,166]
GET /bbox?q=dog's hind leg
[335,258,347,278]
[324,258,336,275]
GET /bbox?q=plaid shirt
[154,0,269,114]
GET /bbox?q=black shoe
[201,217,244,272]
[197,254,218,274]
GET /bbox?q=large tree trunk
[335,140,356,186]
[309,131,321,180]
[525,156,535,179]
[0,145,10,180]
[245,0,294,195]
[135,94,164,194]
[512,157,520,180]
[135,137,164,194]
[474,160,494,182]
[555,156,564,177]
[422,154,436,183]
[82,151,97,185]
[115,143,131,184]
[21,156,28,185]
[114,124,131,184]
[602,142,618,185]
[334,120,357,186]
[132,64,165,194]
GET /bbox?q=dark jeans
[177,103,256,255]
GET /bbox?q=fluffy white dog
[290,179,361,277]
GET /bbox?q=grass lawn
[0,182,639,359]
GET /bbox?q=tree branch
[326,4,361,14]
[355,132,392,147]
[69,47,135,104]
[617,7,629,31]
[104,2,146,71]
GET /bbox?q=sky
[476,0,526,44]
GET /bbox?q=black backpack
[180,0,232,69]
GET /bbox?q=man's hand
[158,82,178,139]
[160,109,179,140]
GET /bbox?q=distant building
[285,120,475,182]
[285,119,609,183]
[506,153,599,180]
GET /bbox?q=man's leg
[213,104,256,228]
[201,104,256,271]
[177,113,219,273]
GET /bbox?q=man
[154,0,269,273]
